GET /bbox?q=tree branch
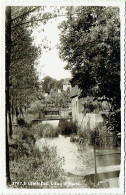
[11,6,41,22]
[12,14,67,29]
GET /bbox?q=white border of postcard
[0,0,125,194]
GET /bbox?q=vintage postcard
[0,0,125,194]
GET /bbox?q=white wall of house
[72,96,79,121]
[71,96,103,130]
[63,84,71,91]
[77,113,103,130]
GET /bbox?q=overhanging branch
[12,14,67,29]
[11,6,41,22]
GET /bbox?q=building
[44,107,60,120]
[63,78,71,91]
[70,86,104,130]
[60,107,72,119]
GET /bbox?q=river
[41,120,59,127]
[36,120,121,187]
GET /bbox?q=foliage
[28,100,45,115]
[7,6,64,126]
[81,97,105,114]
[44,85,71,108]
[9,125,65,188]
[93,123,120,147]
[6,6,66,184]
[36,123,59,138]
[102,110,121,133]
[42,76,64,93]
[58,119,78,135]
[58,6,120,133]
[17,117,31,127]
[70,134,85,144]
[71,122,120,147]
[9,7,41,119]
[61,90,71,107]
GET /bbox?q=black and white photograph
[0,1,125,194]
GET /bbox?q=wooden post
[94,137,97,185]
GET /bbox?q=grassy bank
[9,122,65,188]
[32,123,59,139]
[70,123,121,147]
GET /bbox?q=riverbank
[9,119,121,189]
[36,133,121,188]
[8,124,66,189]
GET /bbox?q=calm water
[36,120,121,173]
[41,120,59,127]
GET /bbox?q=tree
[5,7,12,184]
[7,6,65,133]
[58,6,120,132]
[5,6,67,184]
[10,21,40,120]
[42,76,64,93]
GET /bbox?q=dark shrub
[22,131,36,144]
[89,130,101,146]
[59,119,78,135]
[17,118,30,127]
[58,119,66,128]
[89,123,121,147]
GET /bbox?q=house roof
[70,85,81,98]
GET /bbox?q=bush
[70,129,90,144]
[31,123,59,139]
[10,145,65,188]
[58,119,78,135]
[9,127,36,161]
[89,123,121,147]
[28,101,45,116]
[70,122,120,147]
[17,117,31,127]
[103,111,121,134]
[9,125,65,188]
[89,130,101,146]
[39,124,59,138]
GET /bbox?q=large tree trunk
[6,125,11,184]
[5,6,12,184]
[6,6,12,137]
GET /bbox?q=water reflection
[36,120,121,187]
[36,134,120,174]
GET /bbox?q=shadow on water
[84,170,120,182]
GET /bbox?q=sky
[32,16,71,81]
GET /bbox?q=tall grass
[70,123,121,147]
[9,125,65,188]
[32,123,59,139]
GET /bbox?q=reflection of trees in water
[77,145,95,170]
[77,144,120,170]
